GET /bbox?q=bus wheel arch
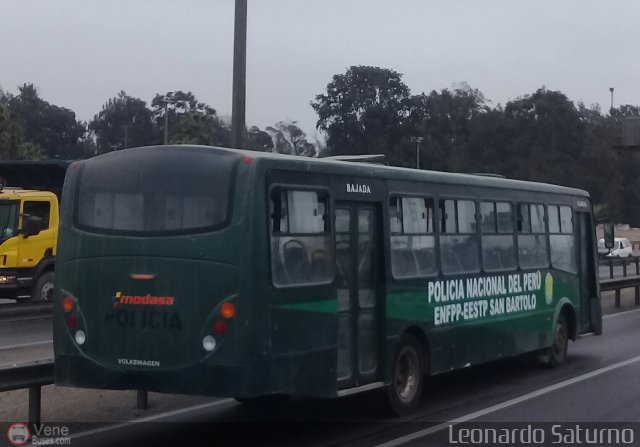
[386,330,427,416]
[547,303,575,367]
[404,325,431,375]
[561,303,577,342]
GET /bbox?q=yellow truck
[0,160,70,301]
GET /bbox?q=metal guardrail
[600,275,640,308]
[599,255,640,279]
[0,358,53,423]
[0,358,148,422]
[0,301,53,321]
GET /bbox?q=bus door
[335,202,383,389]
[577,211,602,334]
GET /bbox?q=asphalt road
[43,308,639,447]
[0,316,52,365]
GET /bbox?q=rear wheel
[548,313,568,367]
[33,271,55,302]
[386,333,424,416]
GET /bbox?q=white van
[598,237,633,258]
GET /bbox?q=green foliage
[171,112,230,146]
[150,91,229,147]
[0,84,87,159]
[246,126,273,152]
[89,91,159,153]
[312,66,411,158]
[266,121,315,156]
[16,142,45,160]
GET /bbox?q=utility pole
[231,0,247,149]
[610,87,615,114]
[163,92,173,145]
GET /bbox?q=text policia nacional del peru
[427,271,549,326]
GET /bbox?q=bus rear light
[66,315,78,330]
[220,302,236,319]
[202,335,217,351]
[63,297,74,313]
[130,273,156,280]
[213,320,228,336]
[242,156,253,164]
[74,330,86,345]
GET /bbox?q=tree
[6,84,86,159]
[406,84,490,171]
[266,121,316,156]
[612,104,640,117]
[0,90,17,159]
[150,91,229,147]
[171,112,230,146]
[498,88,588,185]
[89,91,159,154]
[312,66,411,157]
[246,126,273,152]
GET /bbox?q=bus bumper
[54,354,269,398]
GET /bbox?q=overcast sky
[3,0,639,140]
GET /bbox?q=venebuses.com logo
[5,423,71,446]
[6,423,30,446]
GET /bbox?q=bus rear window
[75,147,238,235]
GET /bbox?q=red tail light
[213,320,228,336]
[66,315,78,330]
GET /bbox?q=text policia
[427,271,544,326]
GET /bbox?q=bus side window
[480,201,516,272]
[389,196,436,279]
[517,203,549,269]
[548,205,577,273]
[439,199,480,274]
[270,189,332,286]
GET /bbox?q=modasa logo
[111,291,175,308]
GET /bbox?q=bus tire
[386,333,423,416]
[33,271,55,302]
[548,313,568,367]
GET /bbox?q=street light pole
[415,136,424,169]
[231,0,247,149]
[610,87,615,114]
[164,102,169,145]
[163,91,173,145]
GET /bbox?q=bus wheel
[386,333,423,416]
[33,271,55,302]
[548,313,568,367]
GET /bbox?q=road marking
[70,398,236,440]
[373,354,640,447]
[0,340,51,351]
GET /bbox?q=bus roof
[111,145,591,199]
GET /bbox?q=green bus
[53,145,601,415]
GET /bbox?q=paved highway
[49,308,640,447]
[0,315,52,364]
